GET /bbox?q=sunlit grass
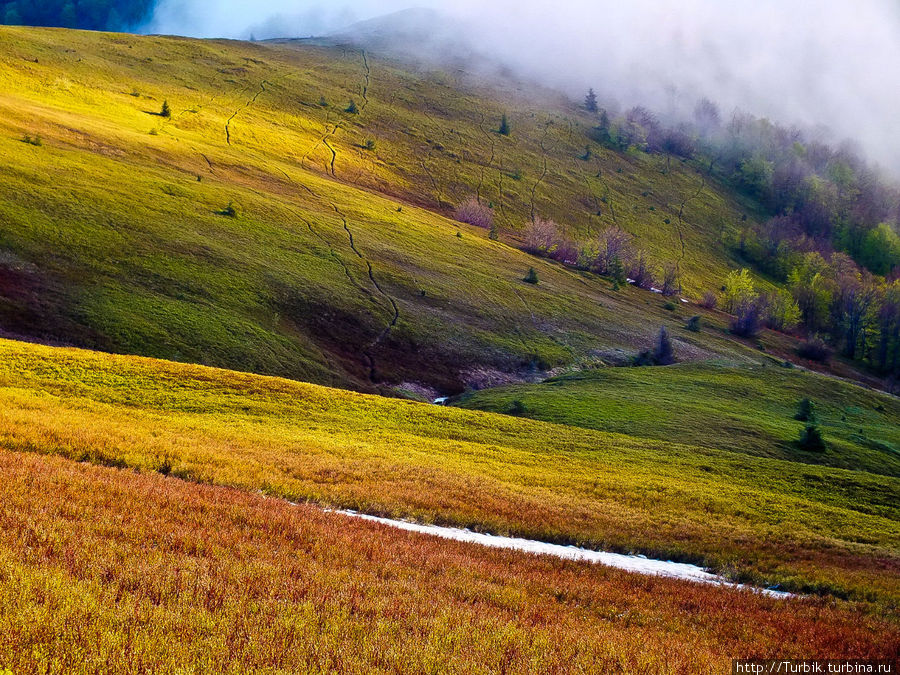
[1,338,897,608]
[455,362,900,476]
[2,449,895,674]
[0,26,768,391]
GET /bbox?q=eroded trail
[225,79,271,145]
[529,118,553,222]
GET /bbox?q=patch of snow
[650,287,663,294]
[626,278,636,284]
[433,397,449,405]
[681,298,689,303]
[330,509,793,598]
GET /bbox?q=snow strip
[330,509,792,598]
[433,396,449,405]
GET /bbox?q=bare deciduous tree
[593,226,634,275]
[454,198,493,230]
[524,217,559,255]
[661,263,681,296]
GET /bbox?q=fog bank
[146,0,900,171]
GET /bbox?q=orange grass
[0,338,898,608]
[0,449,897,674]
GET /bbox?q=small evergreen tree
[498,114,510,136]
[799,424,826,451]
[686,315,702,332]
[160,100,171,118]
[653,326,675,365]
[795,398,816,423]
[346,99,358,114]
[523,267,539,284]
[584,88,598,113]
[609,255,627,286]
[488,222,499,240]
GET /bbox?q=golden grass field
[1,338,897,610]
[1,449,898,674]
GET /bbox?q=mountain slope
[0,26,769,392]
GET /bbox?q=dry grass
[1,449,896,674]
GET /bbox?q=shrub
[799,424,826,452]
[592,226,634,276]
[509,399,526,415]
[22,134,42,146]
[686,315,702,332]
[635,326,675,366]
[346,99,358,114]
[653,326,675,365]
[161,100,171,118]
[454,198,493,229]
[700,291,718,309]
[523,268,539,284]
[663,301,676,311]
[797,336,831,363]
[364,139,376,151]
[157,455,172,476]
[730,299,763,337]
[628,252,655,289]
[217,202,238,217]
[661,263,680,296]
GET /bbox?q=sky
[146,0,900,172]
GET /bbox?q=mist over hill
[145,0,900,175]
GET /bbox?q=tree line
[583,94,900,280]
[719,259,900,378]
[1,0,154,31]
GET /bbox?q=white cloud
[146,0,900,171]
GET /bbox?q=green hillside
[455,362,900,476]
[0,26,772,393]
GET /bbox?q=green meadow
[455,362,900,476]
[0,26,768,393]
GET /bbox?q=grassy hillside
[1,338,897,608]
[4,450,897,674]
[455,363,900,476]
[0,26,771,392]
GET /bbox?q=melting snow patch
[433,397,449,405]
[331,509,793,598]
[650,287,663,294]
